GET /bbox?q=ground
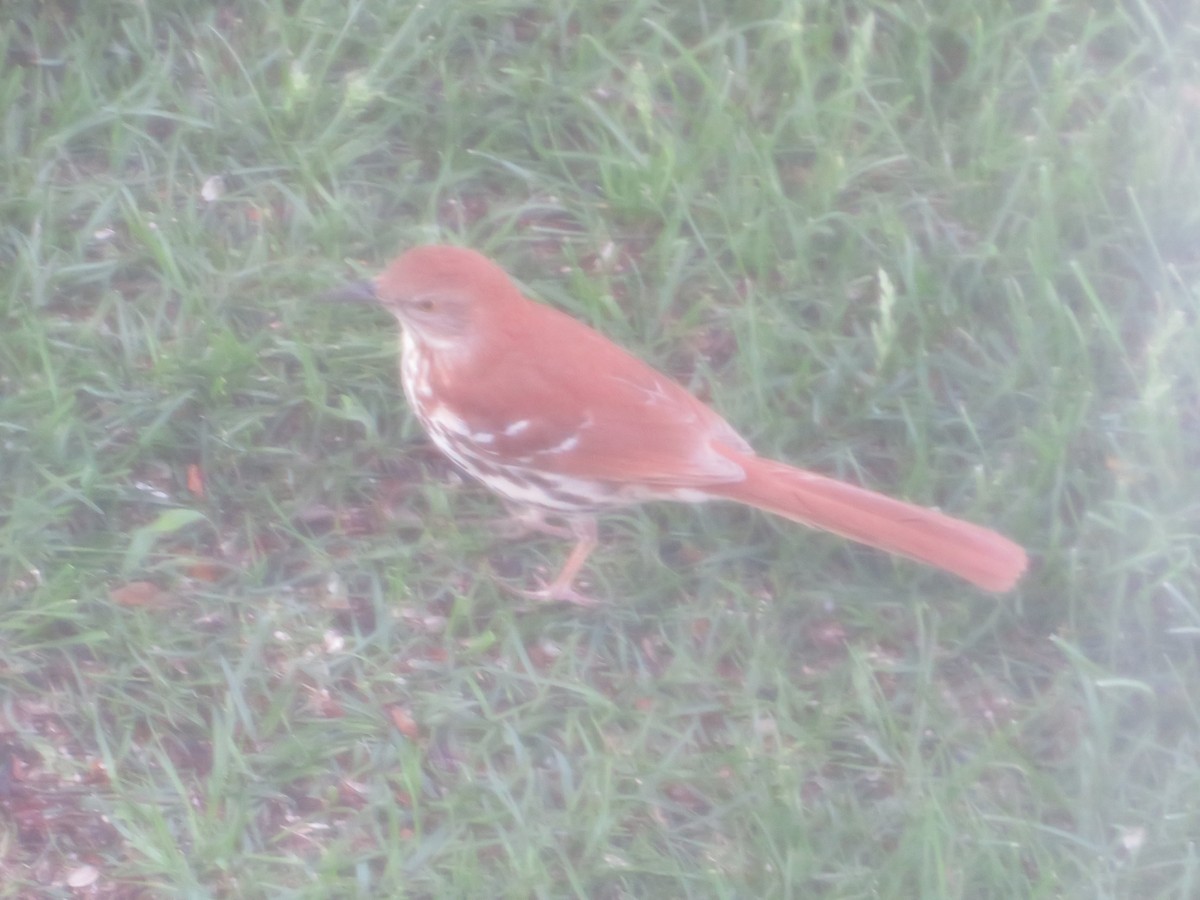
[2,1,1199,897]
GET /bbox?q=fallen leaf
[389,706,420,739]
[108,581,167,608]
[186,463,205,497]
[67,864,99,888]
[200,175,225,203]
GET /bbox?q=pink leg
[494,504,575,541]
[517,517,601,607]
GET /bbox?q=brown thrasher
[331,245,1027,605]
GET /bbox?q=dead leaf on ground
[108,581,168,608]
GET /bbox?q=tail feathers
[706,455,1027,592]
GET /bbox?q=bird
[328,244,1027,605]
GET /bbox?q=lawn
[3,0,1199,897]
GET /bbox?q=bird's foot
[491,506,575,542]
[496,517,603,608]
[509,578,603,609]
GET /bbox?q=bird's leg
[515,516,601,607]
[493,504,575,541]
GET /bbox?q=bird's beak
[321,279,377,305]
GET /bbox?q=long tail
[704,453,1028,592]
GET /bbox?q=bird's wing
[435,304,752,486]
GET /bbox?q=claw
[498,514,602,607]
[513,583,603,608]
[492,505,575,541]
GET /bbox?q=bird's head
[327,245,523,349]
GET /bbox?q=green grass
[3,0,1199,896]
